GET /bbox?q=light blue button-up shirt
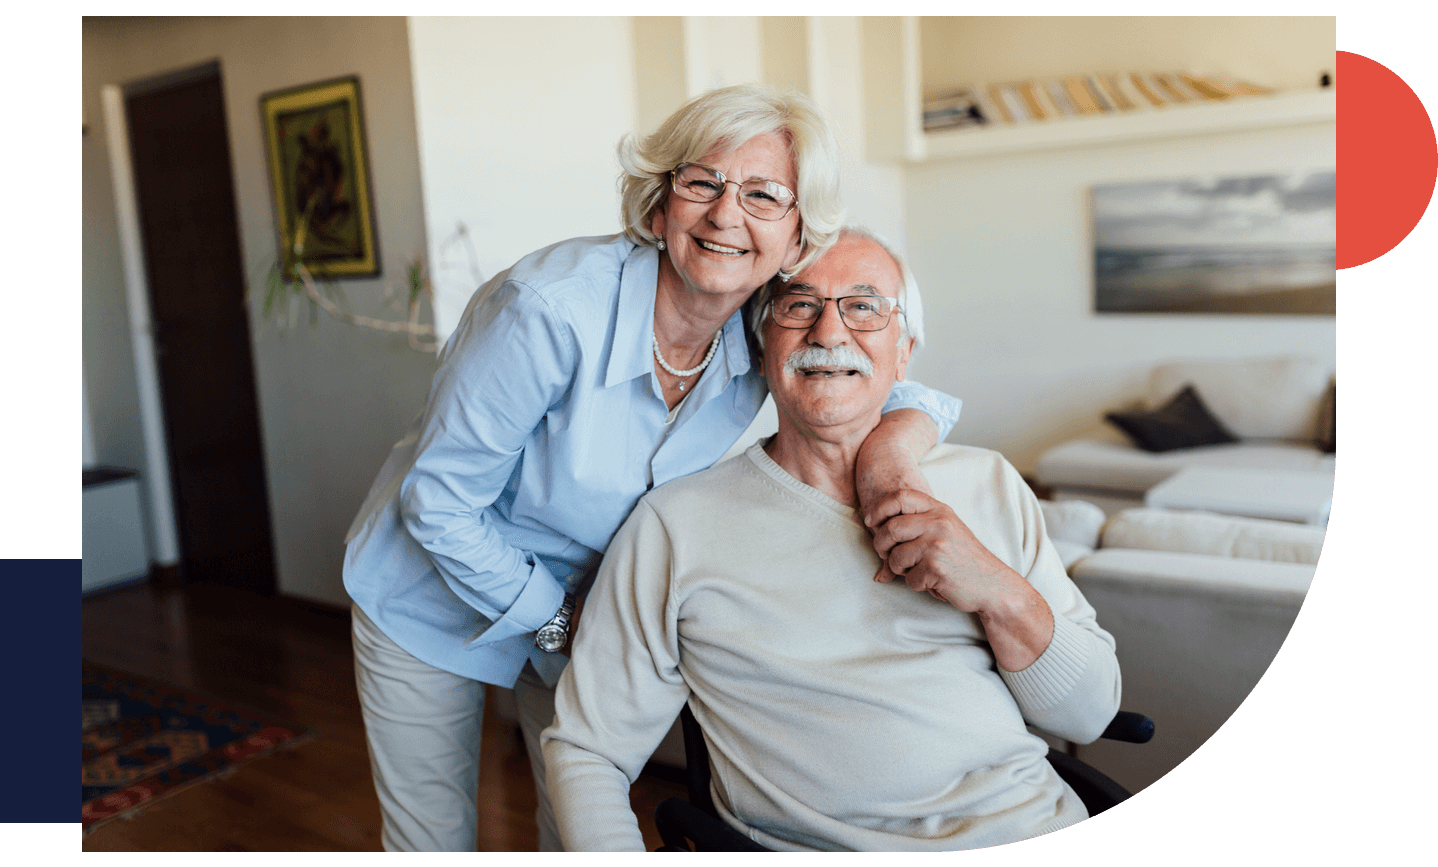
[343,235,961,688]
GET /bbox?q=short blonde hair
[750,225,926,354]
[618,83,845,279]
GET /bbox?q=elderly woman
[342,84,961,852]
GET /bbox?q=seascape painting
[1091,170,1335,314]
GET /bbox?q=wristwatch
[535,592,576,653]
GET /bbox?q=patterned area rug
[82,661,314,831]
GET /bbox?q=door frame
[100,59,274,588]
[100,80,180,568]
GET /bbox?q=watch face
[536,624,566,652]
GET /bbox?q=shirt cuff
[883,385,963,441]
[462,557,566,650]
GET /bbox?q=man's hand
[865,489,1054,671]
[865,489,1017,610]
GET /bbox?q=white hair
[750,225,926,354]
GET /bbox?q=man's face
[760,235,914,437]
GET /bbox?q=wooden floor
[81,579,686,851]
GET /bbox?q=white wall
[408,17,639,343]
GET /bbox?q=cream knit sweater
[542,443,1121,851]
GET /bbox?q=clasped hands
[859,485,1055,671]
[862,489,1020,614]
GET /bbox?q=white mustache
[782,345,874,377]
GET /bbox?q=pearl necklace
[652,328,721,392]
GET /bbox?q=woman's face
[651,131,803,304]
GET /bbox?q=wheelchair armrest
[1101,711,1155,744]
[1046,749,1131,816]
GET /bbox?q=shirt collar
[606,243,661,389]
[606,244,755,389]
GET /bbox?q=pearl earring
[657,239,666,251]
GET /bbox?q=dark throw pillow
[1314,377,1336,453]
[1105,384,1238,452]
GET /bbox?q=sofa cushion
[1105,385,1237,452]
[1147,356,1330,441]
[1100,507,1325,564]
[1034,438,1334,494]
[1070,548,1314,605]
[1038,499,1106,567]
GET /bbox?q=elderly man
[541,228,1121,851]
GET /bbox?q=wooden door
[125,65,278,594]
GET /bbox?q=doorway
[124,62,277,595]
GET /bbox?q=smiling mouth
[784,347,874,378]
[697,238,747,256]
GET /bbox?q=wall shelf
[911,88,1336,163]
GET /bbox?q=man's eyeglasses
[769,293,901,332]
[670,164,797,221]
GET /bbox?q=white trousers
[351,604,561,851]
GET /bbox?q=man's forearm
[544,738,647,851]
[976,580,1055,672]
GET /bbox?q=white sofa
[1051,506,1322,795]
[1036,357,1335,516]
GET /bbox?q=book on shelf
[1001,83,1035,122]
[985,84,1016,124]
[1150,73,1191,104]
[1081,76,1117,113]
[1181,72,1236,100]
[1168,73,1211,102]
[922,86,990,131]
[1043,80,1079,117]
[1184,72,1274,97]
[1062,76,1106,115]
[972,86,1010,127]
[1020,81,1058,120]
[918,70,1282,137]
[988,84,1021,122]
[1144,71,1275,105]
[1128,73,1168,108]
[1094,73,1139,112]
[1110,73,1156,112]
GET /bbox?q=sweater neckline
[743,440,859,522]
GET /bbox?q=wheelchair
[654,704,1155,852]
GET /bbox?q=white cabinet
[83,468,151,592]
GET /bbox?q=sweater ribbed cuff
[1001,615,1093,712]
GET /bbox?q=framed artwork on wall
[1090,169,1335,315]
[260,75,379,279]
